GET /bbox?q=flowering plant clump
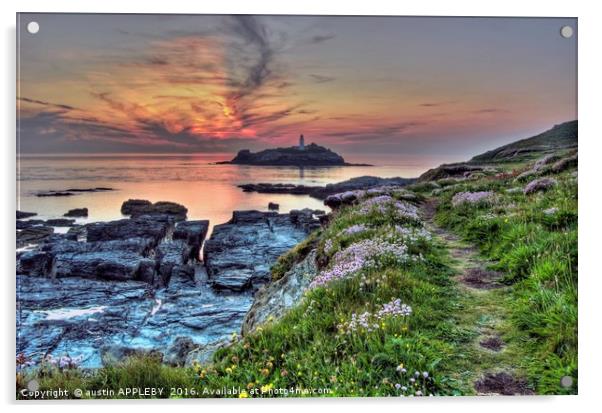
[393,225,432,242]
[341,224,367,236]
[338,298,412,334]
[323,239,334,255]
[41,354,83,370]
[358,195,420,221]
[309,238,412,288]
[392,365,436,397]
[451,191,495,207]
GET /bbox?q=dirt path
[420,199,533,396]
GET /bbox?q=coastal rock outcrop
[222,143,349,166]
[204,210,319,292]
[239,175,416,200]
[241,250,318,335]
[64,208,88,217]
[120,199,188,221]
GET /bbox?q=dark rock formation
[64,208,88,217]
[173,220,209,261]
[36,188,114,197]
[16,219,44,230]
[44,218,76,227]
[121,199,187,221]
[239,175,415,200]
[17,211,37,219]
[17,203,319,368]
[203,210,318,292]
[268,202,279,211]
[86,216,171,245]
[220,143,364,166]
[17,226,54,247]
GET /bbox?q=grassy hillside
[470,120,577,163]
[17,139,578,399]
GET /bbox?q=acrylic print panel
[16,13,577,399]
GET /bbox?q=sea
[16,153,458,233]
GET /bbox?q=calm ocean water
[16,153,457,233]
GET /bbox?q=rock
[203,211,313,291]
[242,250,317,335]
[156,240,192,286]
[64,208,88,217]
[239,176,415,200]
[121,200,188,221]
[543,207,559,215]
[223,143,350,166]
[16,219,44,229]
[268,202,279,211]
[533,154,561,171]
[17,211,37,219]
[17,226,54,247]
[173,220,209,261]
[36,188,114,197]
[523,177,557,195]
[185,340,230,366]
[551,153,578,173]
[324,190,365,209]
[44,218,76,227]
[86,216,171,245]
[164,337,198,366]
[100,345,163,365]
[418,163,484,182]
[121,199,152,215]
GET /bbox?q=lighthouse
[299,134,305,150]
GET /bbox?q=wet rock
[17,211,37,219]
[64,208,88,217]
[242,250,317,335]
[36,188,114,197]
[173,220,209,261]
[523,177,557,195]
[16,219,44,229]
[239,176,415,200]
[120,199,187,221]
[17,226,54,247]
[155,240,192,286]
[204,211,313,291]
[268,202,279,211]
[86,216,171,245]
[45,218,76,227]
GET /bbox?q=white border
[2,0,600,411]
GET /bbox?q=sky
[17,14,577,158]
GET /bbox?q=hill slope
[470,120,577,163]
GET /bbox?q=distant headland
[217,135,372,167]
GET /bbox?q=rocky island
[218,134,370,167]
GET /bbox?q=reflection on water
[17,153,457,232]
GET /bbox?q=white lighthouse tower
[299,134,305,150]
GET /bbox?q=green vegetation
[17,147,577,399]
[430,160,577,394]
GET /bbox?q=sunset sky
[17,14,577,157]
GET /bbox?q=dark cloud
[324,121,424,142]
[18,97,76,111]
[473,108,509,114]
[309,34,336,44]
[309,74,335,83]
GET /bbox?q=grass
[431,162,577,394]
[17,152,578,399]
